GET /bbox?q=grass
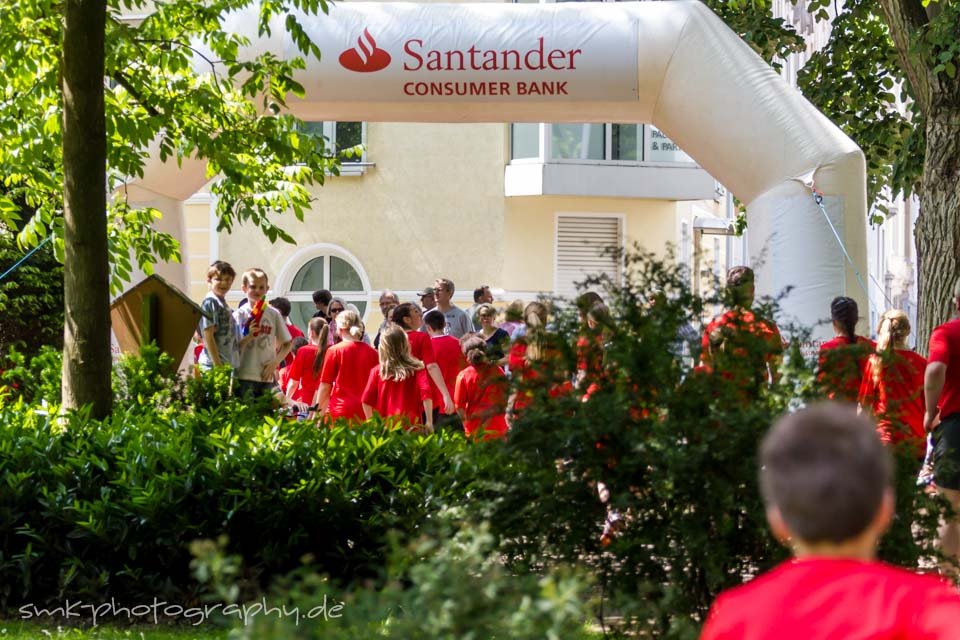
[0,621,229,639]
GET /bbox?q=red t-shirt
[361,367,432,427]
[407,330,436,366]
[455,364,509,440]
[858,349,926,449]
[701,309,783,365]
[817,336,875,402]
[700,557,960,640]
[282,322,305,367]
[508,341,573,411]
[286,344,324,404]
[929,318,960,419]
[320,340,379,420]
[430,335,466,411]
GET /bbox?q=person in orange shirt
[507,302,572,423]
[362,325,433,432]
[700,266,782,392]
[391,303,455,414]
[284,318,328,406]
[423,310,466,431]
[455,336,509,440]
[857,310,926,455]
[701,403,960,640]
[315,310,378,422]
[818,296,875,401]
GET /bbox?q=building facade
[181,117,730,329]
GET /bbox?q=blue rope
[0,235,53,283]
[811,192,893,311]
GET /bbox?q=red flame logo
[339,28,391,72]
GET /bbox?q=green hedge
[0,392,478,608]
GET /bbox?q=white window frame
[274,243,373,322]
[304,121,370,176]
[510,122,696,168]
[553,212,627,298]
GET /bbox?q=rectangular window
[302,121,365,163]
[511,123,541,160]
[551,123,606,160]
[645,125,693,164]
[611,124,641,161]
[555,215,623,299]
[509,123,694,165]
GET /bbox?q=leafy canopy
[0,0,340,291]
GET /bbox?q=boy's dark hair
[726,266,754,288]
[207,260,236,280]
[270,297,292,318]
[312,289,332,306]
[760,402,891,544]
[473,286,488,303]
[726,266,754,307]
[423,308,446,332]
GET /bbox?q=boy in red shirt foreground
[700,403,960,640]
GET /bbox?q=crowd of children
[194,260,960,635]
[195,263,519,439]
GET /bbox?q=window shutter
[555,215,622,299]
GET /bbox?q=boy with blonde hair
[701,403,960,639]
[233,268,292,399]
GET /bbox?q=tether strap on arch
[0,235,53,283]
[808,189,893,313]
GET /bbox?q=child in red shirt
[316,310,378,421]
[455,336,508,440]
[817,296,875,402]
[423,310,467,430]
[857,309,926,453]
[390,302,454,414]
[284,317,329,406]
[362,325,433,432]
[700,403,960,640]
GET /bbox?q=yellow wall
[503,196,687,292]
[218,122,507,299]
[188,119,728,332]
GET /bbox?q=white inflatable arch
[130,1,867,337]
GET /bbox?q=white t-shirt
[233,304,292,382]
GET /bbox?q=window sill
[333,162,375,177]
[504,161,717,200]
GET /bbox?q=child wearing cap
[700,402,960,640]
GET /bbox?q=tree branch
[110,71,161,118]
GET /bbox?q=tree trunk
[915,107,960,354]
[61,0,111,417]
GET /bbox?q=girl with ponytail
[285,317,329,405]
[315,310,378,421]
[455,336,509,440]
[361,325,434,432]
[858,309,927,453]
[817,296,876,401]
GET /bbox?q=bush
[0,374,482,609]
[458,249,950,638]
[0,345,61,404]
[236,523,592,640]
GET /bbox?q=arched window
[277,245,370,331]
